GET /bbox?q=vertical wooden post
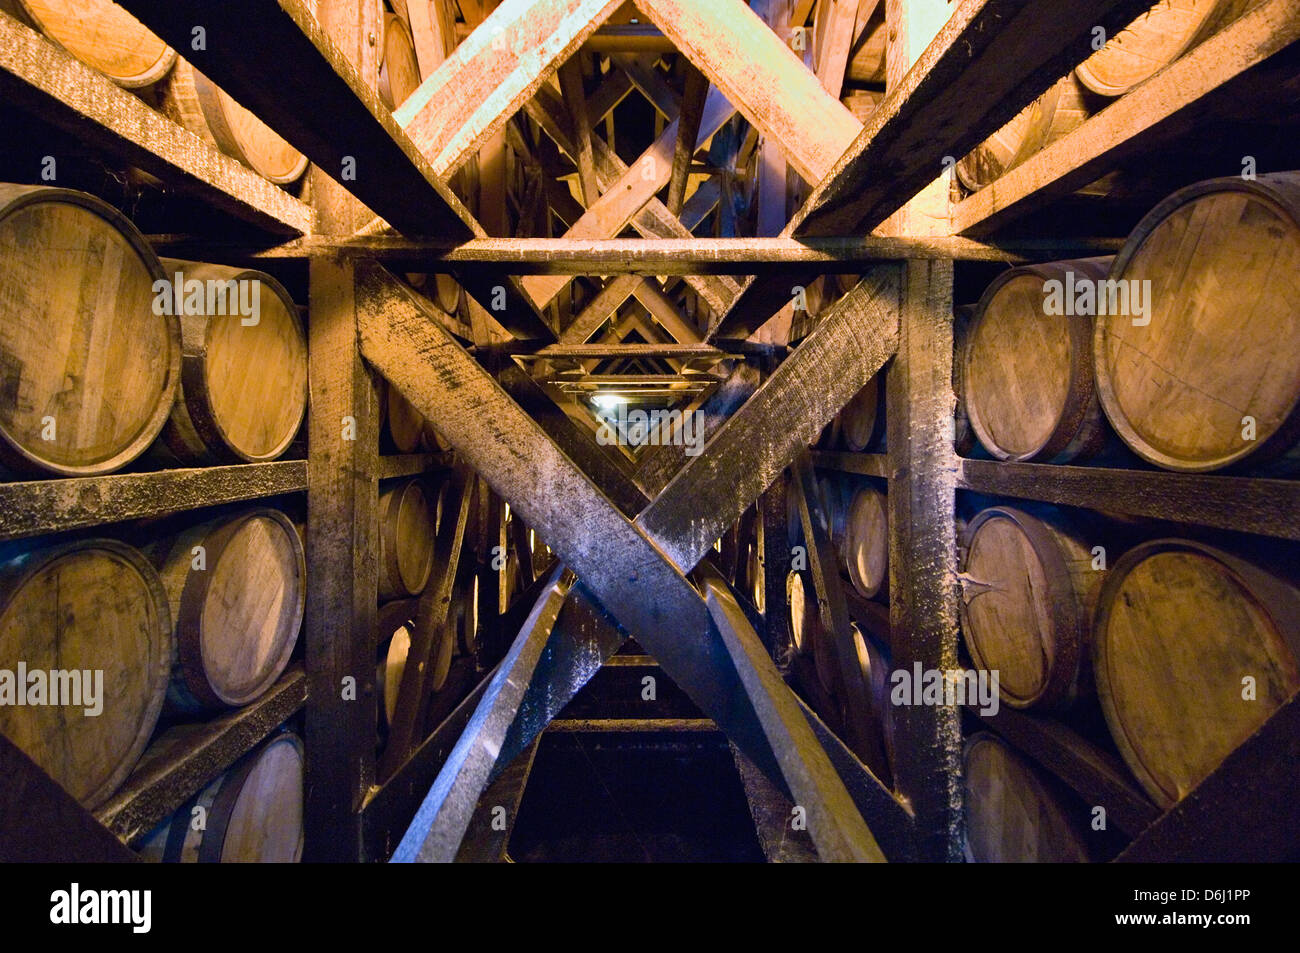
[886,259,961,862]
[305,0,382,862]
[881,0,962,862]
[759,479,790,660]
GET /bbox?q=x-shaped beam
[357,260,899,860]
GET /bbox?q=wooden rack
[0,0,1296,864]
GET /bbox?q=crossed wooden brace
[357,260,901,862]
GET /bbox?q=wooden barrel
[1075,0,1252,97]
[816,474,850,553]
[1,0,176,88]
[841,375,881,452]
[1094,173,1300,472]
[376,598,417,730]
[140,732,304,862]
[385,382,427,454]
[952,307,977,455]
[0,184,179,477]
[0,539,171,808]
[956,75,1092,192]
[457,574,480,656]
[851,623,894,766]
[163,59,309,185]
[965,258,1112,463]
[378,12,421,110]
[433,275,464,316]
[1093,539,1300,808]
[379,479,436,600]
[964,732,1090,862]
[154,508,305,712]
[959,506,1101,711]
[156,259,306,464]
[786,569,815,657]
[842,486,888,600]
[845,7,886,85]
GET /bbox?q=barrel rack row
[812,439,1300,860]
[2,0,1299,864]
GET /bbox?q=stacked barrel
[0,179,308,852]
[785,374,893,778]
[955,1,1255,197]
[958,171,1300,860]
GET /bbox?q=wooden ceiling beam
[791,0,1159,237]
[634,0,862,184]
[114,0,473,239]
[323,233,1120,271]
[706,0,1155,338]
[397,0,624,177]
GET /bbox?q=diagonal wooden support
[790,0,1154,237]
[522,83,738,308]
[392,565,574,862]
[634,0,862,184]
[397,0,624,177]
[360,265,907,859]
[630,361,760,498]
[701,567,884,862]
[522,83,738,311]
[706,0,1155,340]
[379,464,476,780]
[791,452,890,777]
[638,265,900,571]
[0,733,136,862]
[559,275,642,343]
[118,0,555,341]
[357,262,784,787]
[116,0,466,238]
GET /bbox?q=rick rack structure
[2,0,1299,864]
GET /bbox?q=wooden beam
[396,0,623,177]
[327,234,1121,271]
[0,11,311,235]
[116,0,476,238]
[391,567,573,862]
[975,704,1159,840]
[558,274,641,342]
[951,0,1300,236]
[557,60,601,204]
[635,0,862,184]
[1117,690,1300,862]
[610,52,680,120]
[0,734,135,862]
[524,84,742,314]
[958,461,1300,544]
[632,279,703,343]
[96,669,308,844]
[702,570,886,862]
[790,0,1156,237]
[0,462,306,543]
[885,259,961,862]
[667,64,711,215]
[636,267,900,570]
[520,86,733,308]
[814,0,863,98]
